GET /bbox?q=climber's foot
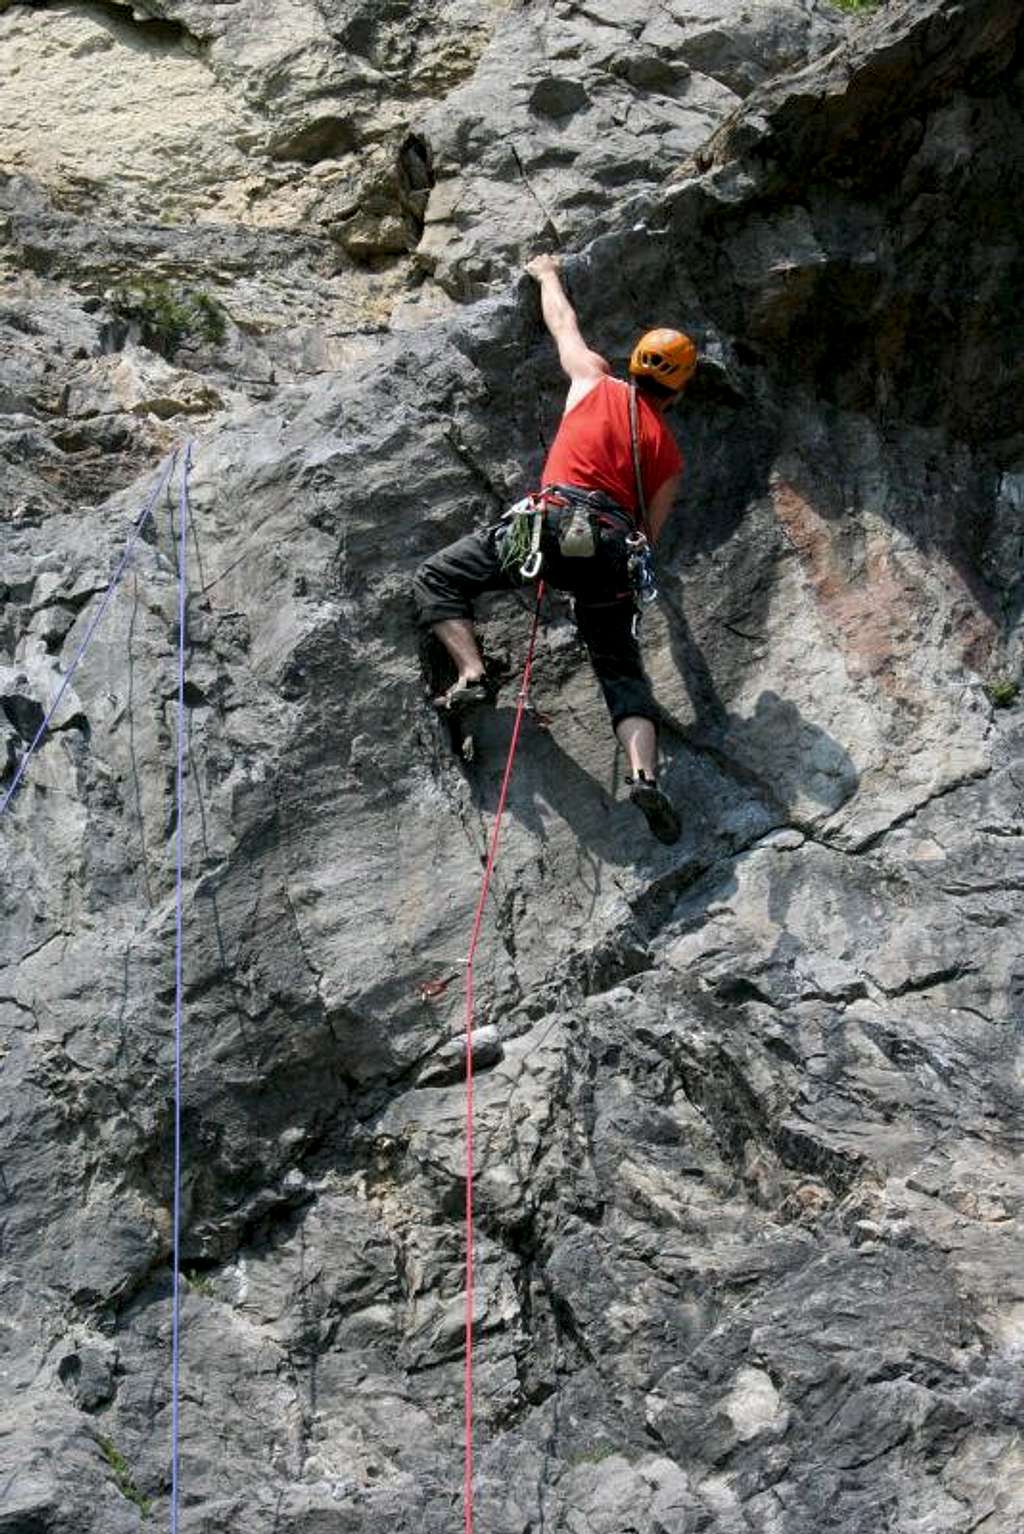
[627,771,682,845]
[434,675,493,712]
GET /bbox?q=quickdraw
[500,490,568,580]
[626,530,658,607]
[520,503,544,579]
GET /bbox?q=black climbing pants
[413,495,658,729]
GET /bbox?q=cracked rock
[1,1,1023,1531]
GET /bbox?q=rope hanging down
[0,441,194,1526]
[170,441,193,1534]
[462,581,546,1534]
[0,449,179,821]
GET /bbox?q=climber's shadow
[659,583,860,819]
[420,635,663,873]
[459,702,643,866]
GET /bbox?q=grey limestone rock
[2,0,1024,1531]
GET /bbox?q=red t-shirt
[541,376,683,521]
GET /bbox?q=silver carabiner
[519,499,544,580]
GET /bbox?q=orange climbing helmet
[629,328,698,391]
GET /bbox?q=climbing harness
[502,485,615,578]
[462,580,546,1534]
[500,480,656,598]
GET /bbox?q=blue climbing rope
[0,449,179,821]
[0,440,196,1525]
[170,441,192,1534]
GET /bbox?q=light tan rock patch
[0,5,251,223]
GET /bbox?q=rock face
[2,1,1024,1531]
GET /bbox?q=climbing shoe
[434,676,494,712]
[627,771,682,846]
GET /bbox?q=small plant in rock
[190,289,227,346]
[97,1435,151,1519]
[986,675,1020,709]
[570,1442,622,1467]
[829,0,880,11]
[184,1267,216,1297]
[109,279,227,359]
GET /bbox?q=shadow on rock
[660,584,859,820]
[459,703,644,867]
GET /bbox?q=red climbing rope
[463,581,545,1534]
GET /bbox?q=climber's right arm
[526,254,610,411]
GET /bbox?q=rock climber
[412,252,696,845]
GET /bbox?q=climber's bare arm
[647,473,682,544]
[526,254,610,412]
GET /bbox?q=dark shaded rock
[530,75,591,119]
[56,1340,118,1412]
